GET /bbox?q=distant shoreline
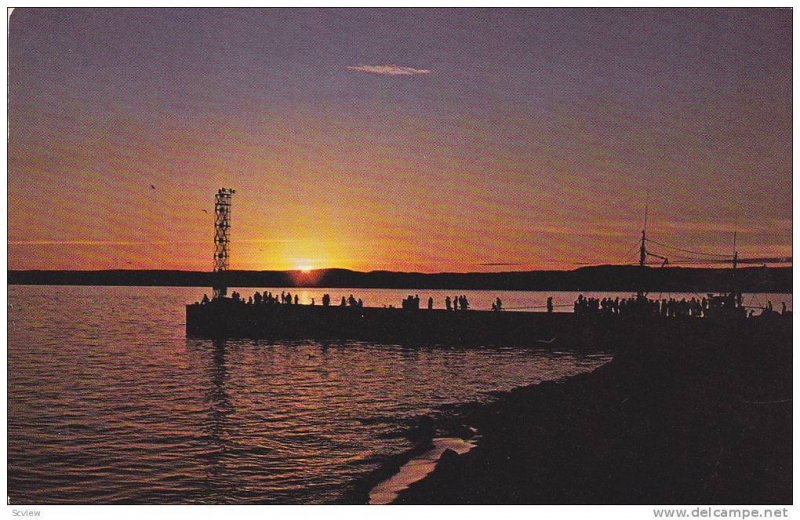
[7,266,792,293]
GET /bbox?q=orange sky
[8,9,792,272]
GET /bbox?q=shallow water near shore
[369,436,478,504]
[15,285,787,503]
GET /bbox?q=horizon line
[7,264,788,274]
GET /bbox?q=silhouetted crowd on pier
[572,293,789,319]
[402,295,421,310]
[241,290,301,306]
[574,294,712,317]
[342,294,364,308]
[197,291,788,319]
[397,294,474,310]
[201,290,304,306]
[201,291,368,308]
[200,292,477,311]
[445,295,470,311]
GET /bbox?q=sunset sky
[8,8,792,272]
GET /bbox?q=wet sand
[364,316,792,504]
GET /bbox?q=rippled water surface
[9,285,616,504]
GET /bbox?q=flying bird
[202,209,208,213]
[150,184,156,190]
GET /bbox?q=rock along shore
[359,315,792,504]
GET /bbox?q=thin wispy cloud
[346,64,431,76]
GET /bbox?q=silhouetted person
[428,297,433,310]
[322,294,330,307]
[341,296,347,306]
[294,294,299,305]
[547,297,553,313]
[201,294,210,304]
[311,298,315,306]
[782,302,787,315]
[358,298,364,308]
[445,296,452,311]
[496,297,503,311]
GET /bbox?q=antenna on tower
[212,188,235,299]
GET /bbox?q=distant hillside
[7,266,792,293]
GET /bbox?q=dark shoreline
[7,265,792,293]
[349,315,792,504]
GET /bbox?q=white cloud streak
[346,64,431,76]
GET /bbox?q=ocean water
[7,285,787,504]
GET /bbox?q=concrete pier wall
[185,301,789,349]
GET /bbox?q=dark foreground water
[11,285,785,504]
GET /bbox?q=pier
[187,300,573,344]
[185,297,789,349]
[186,188,789,346]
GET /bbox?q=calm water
[8,286,788,504]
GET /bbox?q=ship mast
[639,206,648,269]
[637,206,648,300]
[636,205,669,300]
[731,231,741,308]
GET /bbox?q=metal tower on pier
[213,188,235,299]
